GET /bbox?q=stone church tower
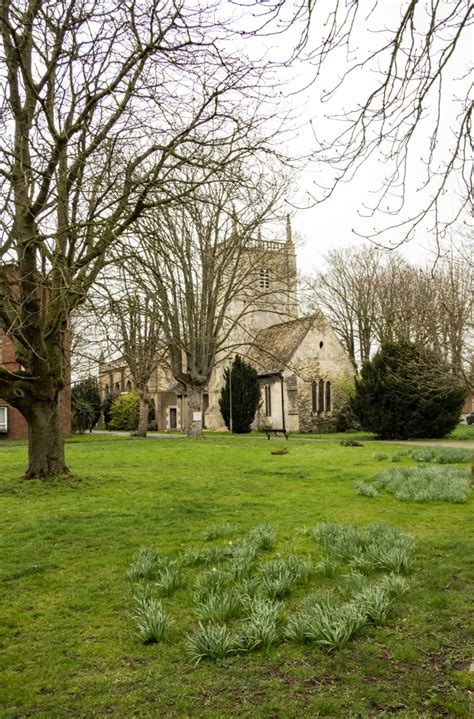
[204,216,299,428]
[224,215,298,344]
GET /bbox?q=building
[98,217,354,432]
[0,330,72,440]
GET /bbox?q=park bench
[265,428,289,440]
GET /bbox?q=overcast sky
[244,0,472,274]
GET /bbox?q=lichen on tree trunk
[187,386,204,439]
[137,387,149,438]
[25,398,69,479]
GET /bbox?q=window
[115,382,120,392]
[318,379,324,413]
[169,407,177,429]
[311,381,317,413]
[259,268,270,289]
[325,381,331,412]
[264,385,272,417]
[104,384,109,394]
[126,380,132,391]
[0,406,7,433]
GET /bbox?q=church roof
[249,314,320,375]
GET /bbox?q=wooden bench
[265,428,289,440]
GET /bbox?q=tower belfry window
[259,268,270,289]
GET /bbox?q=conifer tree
[219,356,261,434]
[352,342,467,440]
[71,378,101,434]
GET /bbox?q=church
[98,218,354,433]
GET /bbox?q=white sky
[244,0,473,274]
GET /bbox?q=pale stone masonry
[99,217,355,432]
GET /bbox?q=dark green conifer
[352,341,467,439]
[219,355,261,434]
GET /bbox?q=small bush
[247,524,276,552]
[354,480,378,498]
[238,597,281,651]
[235,576,259,598]
[311,522,415,574]
[132,595,172,644]
[285,555,313,585]
[379,572,409,599]
[128,546,162,582]
[258,557,309,599]
[317,556,340,578]
[202,523,236,541]
[373,452,388,461]
[350,525,415,574]
[187,623,236,664]
[227,541,258,580]
[181,546,228,567]
[339,571,369,600]
[156,565,182,596]
[351,585,392,625]
[194,588,241,623]
[285,598,366,651]
[409,447,471,464]
[259,560,294,599]
[374,466,471,503]
[340,439,363,447]
[193,569,231,599]
[311,522,366,562]
[109,391,139,431]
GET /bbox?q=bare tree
[0,0,281,477]
[126,165,290,438]
[241,1,472,246]
[307,243,473,385]
[305,246,382,366]
[373,256,438,349]
[434,252,473,383]
[91,274,164,437]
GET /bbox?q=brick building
[0,330,71,440]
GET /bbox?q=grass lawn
[1,434,473,718]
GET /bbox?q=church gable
[250,312,355,433]
[248,315,316,374]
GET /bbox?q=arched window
[104,384,109,394]
[318,379,324,413]
[264,385,272,416]
[311,381,317,413]
[115,382,120,392]
[325,381,331,412]
[126,380,132,391]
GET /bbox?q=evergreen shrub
[352,341,467,439]
[109,391,139,431]
[219,355,261,433]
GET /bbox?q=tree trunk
[137,387,149,438]
[25,398,69,479]
[187,386,204,439]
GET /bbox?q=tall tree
[307,244,473,381]
[0,0,280,477]
[127,164,289,438]
[71,377,101,434]
[244,1,471,244]
[219,355,261,434]
[306,246,383,367]
[352,341,467,440]
[94,275,164,438]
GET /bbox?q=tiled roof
[249,314,320,374]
